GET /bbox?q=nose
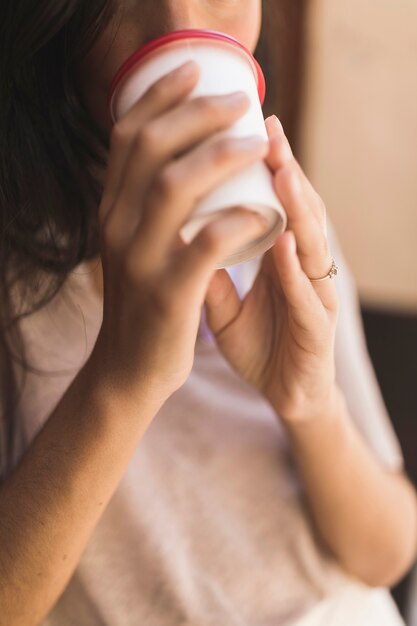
[140,0,211,43]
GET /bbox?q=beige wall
[299,0,417,314]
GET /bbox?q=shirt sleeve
[327,218,404,471]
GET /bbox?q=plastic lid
[107,29,266,117]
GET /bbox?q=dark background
[362,309,417,617]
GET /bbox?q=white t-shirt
[10,220,405,625]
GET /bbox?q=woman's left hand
[204,115,340,423]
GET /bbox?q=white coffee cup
[108,29,287,268]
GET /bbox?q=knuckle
[320,237,330,258]
[149,78,171,102]
[194,96,223,121]
[195,227,222,256]
[152,166,180,202]
[124,245,148,283]
[210,138,236,164]
[324,292,340,317]
[135,123,160,154]
[149,283,177,316]
[213,137,239,165]
[110,121,132,148]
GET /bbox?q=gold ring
[309,259,339,282]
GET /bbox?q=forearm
[0,356,162,626]
[282,385,417,587]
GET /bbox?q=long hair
[0,0,306,480]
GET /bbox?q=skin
[76,0,262,135]
[1,2,417,625]
[78,0,417,587]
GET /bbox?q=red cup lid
[107,29,266,119]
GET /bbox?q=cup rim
[107,28,266,121]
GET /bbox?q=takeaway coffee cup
[108,29,287,268]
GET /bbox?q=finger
[264,115,293,167]
[165,209,268,303]
[203,268,241,339]
[129,135,269,270]
[274,164,334,291]
[264,116,326,231]
[113,92,251,231]
[135,90,250,162]
[259,246,286,300]
[272,230,337,344]
[99,59,200,224]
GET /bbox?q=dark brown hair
[0,0,306,479]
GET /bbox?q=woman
[0,1,416,625]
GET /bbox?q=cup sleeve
[327,218,404,472]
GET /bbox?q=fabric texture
[9,219,404,625]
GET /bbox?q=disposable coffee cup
[108,29,287,268]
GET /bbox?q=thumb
[204,268,242,337]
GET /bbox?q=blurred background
[261,0,417,621]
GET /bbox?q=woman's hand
[204,115,340,423]
[91,60,271,408]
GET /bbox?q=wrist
[282,386,352,457]
[278,384,345,429]
[80,348,165,430]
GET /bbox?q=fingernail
[249,212,269,228]
[271,115,284,133]
[217,212,265,236]
[174,60,199,78]
[238,135,269,151]
[223,91,250,106]
[281,137,293,162]
[258,216,269,229]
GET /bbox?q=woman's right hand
[91,59,269,408]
